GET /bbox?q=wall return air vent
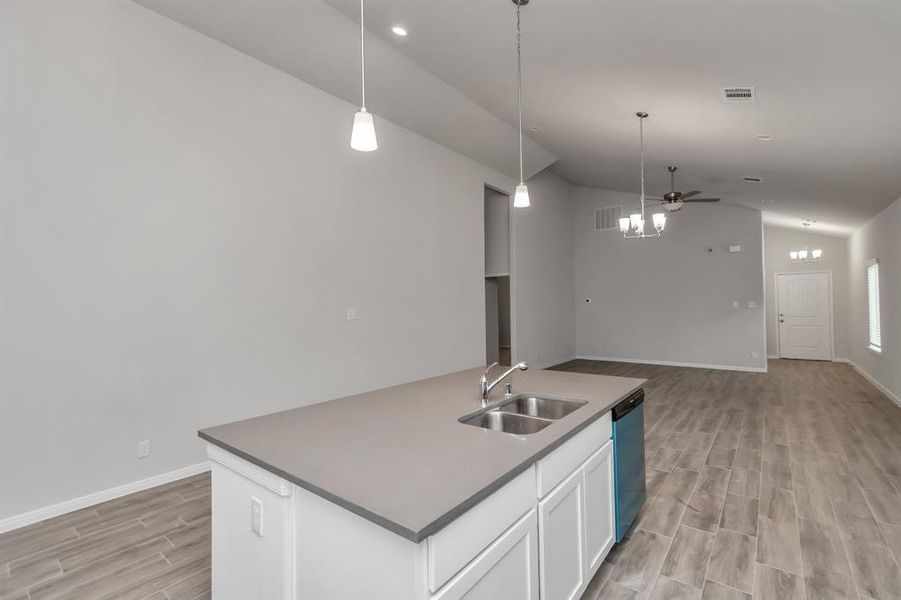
[595,206,623,231]
[722,87,755,103]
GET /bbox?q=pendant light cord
[360,0,366,110]
[516,4,524,184]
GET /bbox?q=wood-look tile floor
[0,471,210,600]
[2,359,898,600]
[554,359,901,600]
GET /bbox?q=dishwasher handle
[612,390,644,421]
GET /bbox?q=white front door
[776,272,833,361]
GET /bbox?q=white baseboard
[833,357,851,363]
[0,462,211,534]
[767,354,779,359]
[575,354,768,373]
[535,355,576,370]
[848,361,901,409]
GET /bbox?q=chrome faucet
[480,362,528,405]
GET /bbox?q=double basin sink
[460,396,586,436]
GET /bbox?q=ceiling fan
[647,166,720,212]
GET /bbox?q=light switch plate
[747,301,757,309]
[251,496,263,536]
[732,301,740,309]
[345,308,358,321]
[729,244,742,253]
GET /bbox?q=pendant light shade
[513,184,530,208]
[512,0,529,208]
[351,108,377,152]
[350,0,377,152]
[652,212,666,231]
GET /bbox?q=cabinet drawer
[428,466,536,592]
[536,413,611,498]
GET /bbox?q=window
[867,259,882,353]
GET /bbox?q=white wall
[573,188,767,371]
[0,0,514,520]
[763,226,850,359]
[512,171,576,368]
[848,196,901,402]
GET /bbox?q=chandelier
[619,112,666,238]
[790,221,823,262]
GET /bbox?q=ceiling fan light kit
[790,221,823,262]
[620,112,665,239]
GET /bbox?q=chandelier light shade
[350,0,377,152]
[790,221,822,262]
[511,0,530,208]
[622,112,665,239]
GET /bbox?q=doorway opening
[484,186,512,366]
[775,271,834,361]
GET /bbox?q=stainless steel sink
[460,395,586,436]
[498,396,586,420]
[461,410,552,435]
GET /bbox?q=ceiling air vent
[595,206,623,231]
[722,87,755,103]
[742,176,763,183]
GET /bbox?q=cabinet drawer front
[536,413,611,498]
[431,509,539,600]
[428,466,536,592]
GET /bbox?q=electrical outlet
[251,496,264,536]
[137,440,151,459]
[346,308,358,321]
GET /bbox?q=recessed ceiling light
[391,25,407,36]
[755,134,774,142]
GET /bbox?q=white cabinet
[432,509,539,600]
[538,468,587,600]
[583,441,615,575]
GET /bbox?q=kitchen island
[199,367,645,600]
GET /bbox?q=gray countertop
[198,367,645,542]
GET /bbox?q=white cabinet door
[583,441,615,576]
[432,509,539,600]
[538,468,586,600]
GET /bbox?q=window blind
[867,259,881,352]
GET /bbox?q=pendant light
[350,0,377,152]
[790,220,823,262]
[512,0,530,208]
[619,112,666,238]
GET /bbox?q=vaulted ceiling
[141,0,901,234]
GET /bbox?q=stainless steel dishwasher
[612,389,646,542]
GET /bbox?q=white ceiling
[141,0,901,235]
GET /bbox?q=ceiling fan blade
[682,198,720,203]
[680,190,703,199]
